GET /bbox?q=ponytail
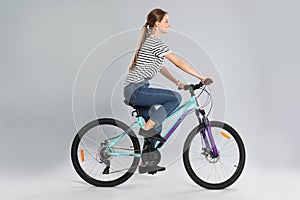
[128,23,149,72]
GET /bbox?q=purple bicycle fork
[201,121,219,157]
[195,95,218,157]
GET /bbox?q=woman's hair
[128,8,168,72]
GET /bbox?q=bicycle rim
[183,121,245,189]
[71,118,140,187]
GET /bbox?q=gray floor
[2,160,299,200]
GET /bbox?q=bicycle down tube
[155,97,197,149]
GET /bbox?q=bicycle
[71,79,246,189]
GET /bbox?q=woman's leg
[138,106,162,148]
[131,86,182,127]
[138,106,162,134]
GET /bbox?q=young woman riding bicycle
[123,8,213,174]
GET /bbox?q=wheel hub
[99,147,112,160]
[97,142,114,165]
[202,148,220,163]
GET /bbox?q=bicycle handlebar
[179,78,213,91]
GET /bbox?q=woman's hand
[177,81,186,89]
[200,77,214,85]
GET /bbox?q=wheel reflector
[221,132,230,140]
[80,149,85,162]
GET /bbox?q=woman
[123,8,212,173]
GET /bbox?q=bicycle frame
[106,90,218,158]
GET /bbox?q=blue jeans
[123,82,182,133]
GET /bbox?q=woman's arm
[160,66,185,88]
[165,53,208,83]
[160,66,179,84]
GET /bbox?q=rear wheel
[71,118,140,187]
[183,121,245,189]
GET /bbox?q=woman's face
[156,14,170,34]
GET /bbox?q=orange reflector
[221,132,230,140]
[80,149,85,162]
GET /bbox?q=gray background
[1,0,300,199]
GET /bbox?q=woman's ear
[155,21,160,27]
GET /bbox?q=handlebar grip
[204,78,213,85]
[185,85,194,90]
[178,85,193,91]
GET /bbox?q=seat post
[124,99,144,127]
[137,116,144,127]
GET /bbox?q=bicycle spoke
[221,148,239,156]
[220,143,237,151]
[82,157,98,162]
[193,160,210,172]
[79,144,98,156]
[213,164,221,182]
[82,160,95,172]
[219,160,233,175]
[96,165,104,180]
[206,164,214,181]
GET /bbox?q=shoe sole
[138,133,166,142]
[138,167,166,174]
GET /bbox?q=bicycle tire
[71,118,141,187]
[183,121,246,189]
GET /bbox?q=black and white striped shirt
[124,35,171,86]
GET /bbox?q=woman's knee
[172,91,182,106]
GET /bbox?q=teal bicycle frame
[105,94,201,158]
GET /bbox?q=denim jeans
[123,82,182,133]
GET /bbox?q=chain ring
[141,150,161,166]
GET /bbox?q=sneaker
[139,128,166,142]
[138,165,166,174]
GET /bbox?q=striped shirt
[124,35,172,86]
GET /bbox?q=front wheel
[183,121,246,189]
